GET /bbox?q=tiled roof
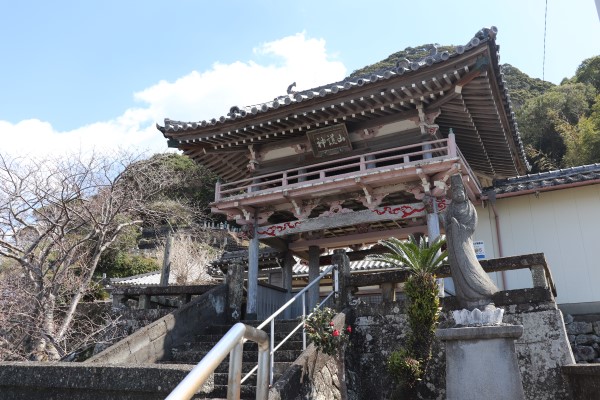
[110,271,166,287]
[490,164,600,195]
[211,247,284,267]
[157,26,529,179]
[158,27,504,135]
[292,259,395,275]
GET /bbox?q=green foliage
[98,252,159,278]
[369,235,447,276]
[404,273,440,359]
[575,56,600,93]
[347,41,600,171]
[517,82,596,171]
[304,307,350,357]
[388,348,422,388]
[349,44,455,78]
[558,94,600,167]
[501,64,555,109]
[151,153,218,212]
[369,235,445,391]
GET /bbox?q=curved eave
[161,27,528,181]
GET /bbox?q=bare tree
[0,151,200,360]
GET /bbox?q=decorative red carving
[436,198,448,212]
[257,221,302,237]
[372,204,426,218]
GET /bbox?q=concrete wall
[0,362,211,400]
[474,184,600,312]
[87,284,227,364]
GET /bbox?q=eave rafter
[166,63,478,151]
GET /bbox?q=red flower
[332,329,340,337]
[329,321,335,326]
[346,326,352,333]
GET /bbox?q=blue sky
[1,0,599,156]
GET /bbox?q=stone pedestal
[436,325,525,400]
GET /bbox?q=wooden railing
[348,253,556,303]
[111,285,216,309]
[215,136,459,202]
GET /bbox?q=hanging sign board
[307,124,352,157]
[473,240,486,260]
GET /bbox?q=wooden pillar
[423,142,433,159]
[283,249,295,319]
[381,283,396,303]
[308,245,321,311]
[227,261,244,322]
[138,294,152,310]
[365,154,376,169]
[332,249,351,310]
[426,199,441,239]
[426,197,445,296]
[246,221,259,320]
[160,232,173,286]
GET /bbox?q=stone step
[195,329,303,343]
[171,349,303,364]
[193,384,256,399]
[215,361,292,375]
[204,320,302,335]
[175,339,304,353]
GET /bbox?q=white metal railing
[165,323,270,400]
[241,264,339,386]
[215,137,457,201]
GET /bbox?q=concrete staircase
[162,320,305,399]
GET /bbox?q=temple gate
[157,27,529,319]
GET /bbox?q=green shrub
[304,307,351,357]
[100,253,159,278]
[388,348,422,388]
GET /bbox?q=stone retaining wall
[564,314,600,363]
[345,287,574,400]
[269,312,347,400]
[87,284,227,364]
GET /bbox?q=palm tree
[368,235,447,392]
[370,235,446,275]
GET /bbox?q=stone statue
[444,174,497,310]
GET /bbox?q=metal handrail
[241,264,338,385]
[165,323,270,400]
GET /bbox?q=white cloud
[0,33,346,157]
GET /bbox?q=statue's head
[449,174,467,203]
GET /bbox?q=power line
[543,0,548,82]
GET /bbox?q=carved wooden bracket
[292,143,307,154]
[247,144,261,172]
[288,198,319,220]
[408,184,426,200]
[431,163,460,197]
[320,201,352,217]
[417,104,441,135]
[358,125,382,139]
[357,181,387,209]
[303,230,324,240]
[416,168,431,194]
[256,211,274,225]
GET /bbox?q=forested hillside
[350,45,600,173]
